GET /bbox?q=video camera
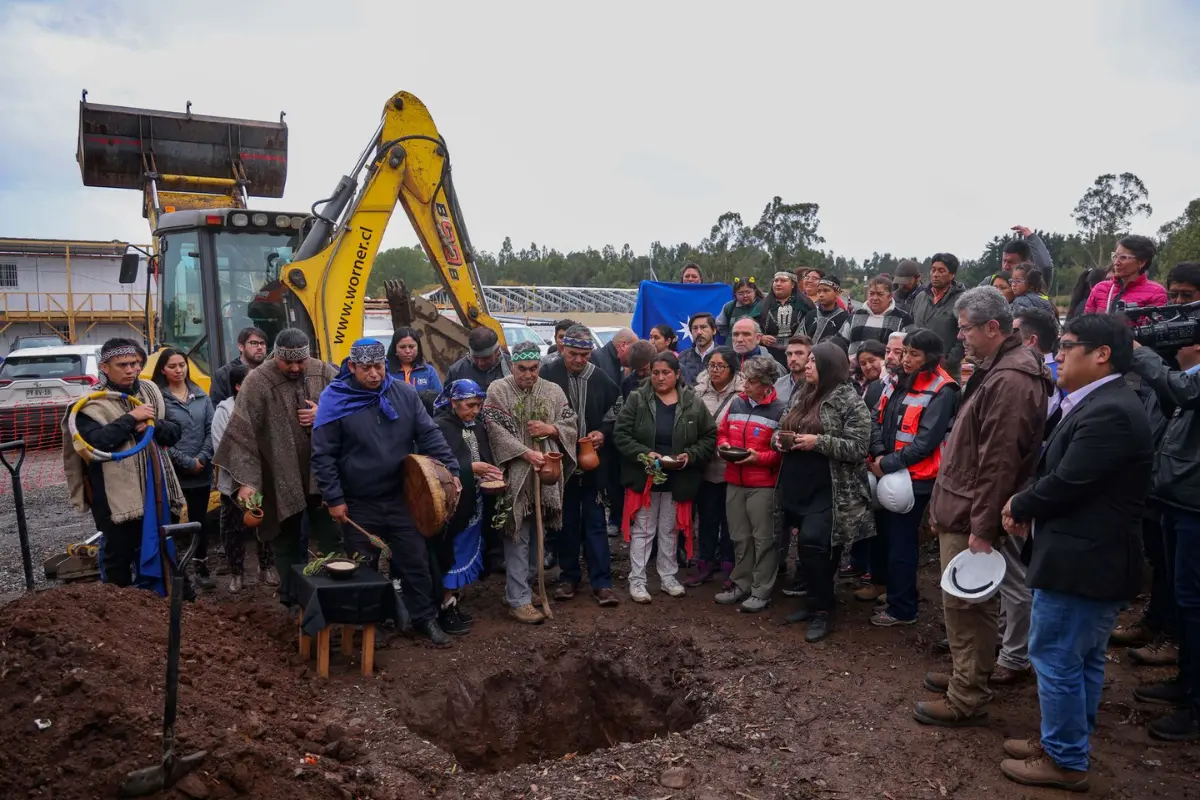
[1117,300,1200,348]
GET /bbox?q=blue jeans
[1168,510,1200,718]
[882,493,931,621]
[1029,589,1122,771]
[557,479,612,590]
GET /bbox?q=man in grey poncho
[482,341,578,624]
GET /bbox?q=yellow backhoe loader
[77,90,503,386]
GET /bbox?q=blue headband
[434,378,487,410]
[349,338,386,364]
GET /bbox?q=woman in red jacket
[714,355,786,613]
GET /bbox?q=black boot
[1148,709,1200,742]
[438,606,471,636]
[806,611,832,643]
[193,560,216,591]
[415,618,452,647]
[1135,677,1187,707]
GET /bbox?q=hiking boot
[438,607,471,636]
[258,566,280,587]
[871,610,916,627]
[629,584,652,604]
[1129,637,1180,667]
[781,574,807,597]
[924,672,950,693]
[553,581,577,601]
[193,562,216,591]
[415,618,452,647]
[1110,619,1153,647]
[228,575,243,593]
[510,603,545,625]
[661,577,686,598]
[715,586,749,605]
[683,560,714,587]
[740,595,770,613]
[1000,754,1088,792]
[1003,738,1045,760]
[1134,678,1187,707]
[991,665,1034,686]
[594,588,620,607]
[855,584,887,602]
[1147,708,1200,742]
[785,607,811,624]
[913,699,989,727]
[805,611,832,642]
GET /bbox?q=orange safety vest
[877,366,957,482]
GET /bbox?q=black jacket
[799,307,850,350]
[869,374,959,495]
[1130,348,1200,513]
[540,358,621,487]
[445,353,511,392]
[311,378,458,509]
[1010,378,1152,602]
[589,341,623,389]
[435,409,494,535]
[208,358,244,407]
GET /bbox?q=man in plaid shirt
[842,275,914,361]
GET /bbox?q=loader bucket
[77,101,288,197]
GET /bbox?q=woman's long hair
[782,342,848,434]
[652,323,678,352]
[150,347,189,391]
[1067,268,1106,320]
[387,327,426,374]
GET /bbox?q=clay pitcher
[537,452,564,483]
[577,438,600,472]
[243,506,264,528]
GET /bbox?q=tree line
[367,172,1200,304]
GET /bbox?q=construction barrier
[0,400,69,492]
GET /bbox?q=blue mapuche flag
[631,281,733,347]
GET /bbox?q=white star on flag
[676,320,692,343]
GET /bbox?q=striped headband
[274,344,310,361]
[511,341,542,362]
[561,336,594,350]
[349,338,386,364]
[100,344,140,363]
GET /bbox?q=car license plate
[25,388,52,398]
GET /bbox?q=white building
[0,238,154,356]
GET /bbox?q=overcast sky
[1,0,1197,266]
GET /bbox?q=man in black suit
[999,314,1152,793]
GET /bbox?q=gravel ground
[0,480,95,602]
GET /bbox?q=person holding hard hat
[867,328,960,627]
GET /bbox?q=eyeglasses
[1057,340,1095,352]
[957,323,981,333]
[707,362,730,371]
[1009,278,1026,286]
[1111,252,1140,263]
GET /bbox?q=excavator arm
[281,91,502,372]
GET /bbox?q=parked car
[502,323,550,359]
[0,345,103,449]
[590,326,621,347]
[11,334,67,352]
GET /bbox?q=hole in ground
[395,640,705,772]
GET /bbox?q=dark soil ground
[2,541,1198,800]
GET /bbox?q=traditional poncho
[482,375,578,539]
[212,358,337,534]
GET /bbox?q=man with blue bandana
[312,338,461,646]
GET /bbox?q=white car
[502,323,550,359]
[590,326,621,348]
[0,345,103,448]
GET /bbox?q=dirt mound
[396,633,707,772]
[0,583,374,799]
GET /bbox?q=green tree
[367,245,438,294]
[1071,172,1153,267]
[749,196,825,271]
[1157,198,1200,273]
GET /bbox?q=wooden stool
[299,610,376,678]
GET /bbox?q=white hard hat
[876,470,915,514]
[940,549,1006,604]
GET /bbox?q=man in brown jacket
[915,286,1053,727]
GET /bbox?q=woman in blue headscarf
[430,379,500,633]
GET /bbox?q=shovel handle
[0,439,26,475]
[161,522,201,575]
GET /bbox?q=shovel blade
[120,750,207,797]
